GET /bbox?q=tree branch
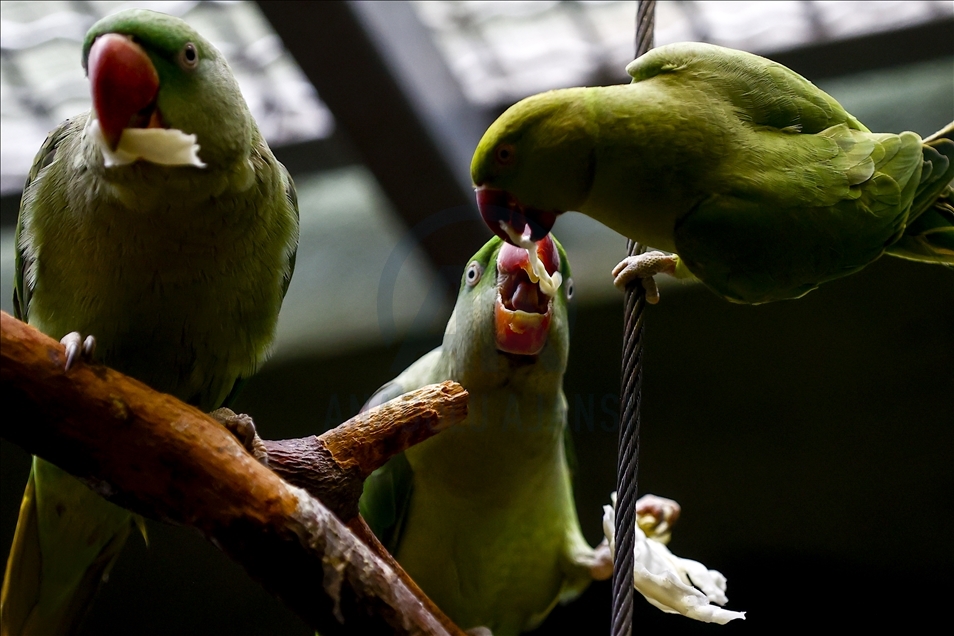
[0,311,467,635]
[261,381,466,521]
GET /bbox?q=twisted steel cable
[612,3,654,635]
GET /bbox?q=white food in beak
[500,221,563,297]
[89,118,206,168]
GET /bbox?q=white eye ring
[465,261,483,287]
[179,42,199,69]
[565,277,574,300]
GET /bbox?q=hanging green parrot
[359,235,742,634]
[1,9,299,635]
[471,42,954,305]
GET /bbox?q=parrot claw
[612,252,678,303]
[588,538,615,581]
[60,332,96,371]
[569,536,614,581]
[212,408,269,465]
[636,494,681,544]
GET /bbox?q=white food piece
[500,222,563,296]
[89,118,206,168]
[602,492,746,625]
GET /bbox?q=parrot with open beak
[359,235,743,633]
[360,234,598,635]
[1,9,299,635]
[471,42,953,305]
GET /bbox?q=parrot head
[82,9,251,166]
[443,234,573,387]
[471,89,596,246]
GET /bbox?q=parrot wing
[276,158,299,303]
[673,126,925,302]
[624,45,933,302]
[626,42,867,134]
[359,447,414,555]
[358,379,416,553]
[220,146,299,409]
[358,348,444,555]
[886,123,954,264]
[13,116,84,323]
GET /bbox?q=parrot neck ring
[87,33,205,168]
[476,186,559,246]
[494,236,561,357]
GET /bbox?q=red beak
[494,235,561,356]
[88,33,160,150]
[476,188,558,245]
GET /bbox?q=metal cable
[611,3,654,636]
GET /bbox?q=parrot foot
[588,538,614,581]
[611,252,678,303]
[466,628,493,636]
[211,408,269,465]
[636,494,681,544]
[60,331,96,370]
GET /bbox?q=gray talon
[64,342,79,371]
[211,407,269,465]
[59,331,95,371]
[83,335,96,359]
[611,252,678,304]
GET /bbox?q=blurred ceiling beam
[766,16,954,80]
[2,9,951,232]
[255,0,491,294]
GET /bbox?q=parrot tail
[1,459,133,636]
[885,121,954,265]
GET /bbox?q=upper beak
[88,33,160,150]
[476,187,558,245]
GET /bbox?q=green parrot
[359,236,743,631]
[471,42,954,305]
[1,9,299,635]
[359,234,612,635]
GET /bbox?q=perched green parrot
[1,9,299,635]
[471,42,954,304]
[360,234,606,635]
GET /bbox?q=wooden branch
[257,386,471,636]
[0,311,466,635]
[262,382,466,521]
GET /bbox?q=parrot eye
[179,42,199,70]
[465,261,483,287]
[565,277,574,300]
[494,143,516,166]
